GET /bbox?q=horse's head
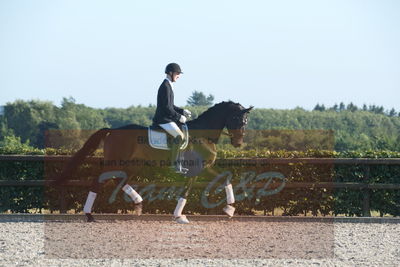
[188,101,253,147]
[225,104,253,147]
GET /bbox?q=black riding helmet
[165,63,183,74]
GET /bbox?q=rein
[222,130,233,137]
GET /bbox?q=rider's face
[170,72,181,82]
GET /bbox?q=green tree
[389,108,396,117]
[313,104,326,111]
[187,91,214,106]
[347,102,358,112]
[4,100,56,146]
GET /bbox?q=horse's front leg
[173,176,196,224]
[223,179,236,217]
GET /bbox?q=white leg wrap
[225,184,235,204]
[83,191,97,214]
[173,197,187,217]
[122,184,143,204]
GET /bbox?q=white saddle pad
[148,124,189,150]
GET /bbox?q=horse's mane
[195,101,244,121]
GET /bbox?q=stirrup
[172,163,188,174]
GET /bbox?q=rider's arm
[173,105,184,115]
[158,85,182,122]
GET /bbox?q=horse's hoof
[223,205,235,218]
[174,215,190,224]
[134,202,143,216]
[85,213,95,222]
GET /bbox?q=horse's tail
[54,128,111,185]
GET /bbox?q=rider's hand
[179,115,187,123]
[183,109,192,118]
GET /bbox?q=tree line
[313,102,400,116]
[1,97,400,151]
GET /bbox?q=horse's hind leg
[83,179,102,222]
[83,170,144,222]
[121,182,143,215]
[101,170,143,215]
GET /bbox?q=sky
[0,0,399,110]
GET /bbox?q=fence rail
[1,155,400,216]
[2,155,400,165]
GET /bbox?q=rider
[152,63,191,174]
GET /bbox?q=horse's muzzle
[232,142,242,148]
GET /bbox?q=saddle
[148,124,189,150]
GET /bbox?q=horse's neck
[187,119,220,165]
[188,127,223,144]
[187,113,226,143]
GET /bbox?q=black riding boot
[170,135,188,174]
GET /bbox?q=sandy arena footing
[0,215,399,266]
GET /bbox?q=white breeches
[159,122,184,139]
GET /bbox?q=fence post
[60,188,67,214]
[362,165,371,217]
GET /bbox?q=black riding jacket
[152,79,183,125]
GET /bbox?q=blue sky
[1,0,399,110]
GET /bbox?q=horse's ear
[242,106,254,113]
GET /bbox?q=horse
[55,101,253,223]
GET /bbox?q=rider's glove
[179,115,187,123]
[183,109,192,118]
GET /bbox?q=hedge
[0,148,399,216]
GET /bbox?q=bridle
[224,113,249,139]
